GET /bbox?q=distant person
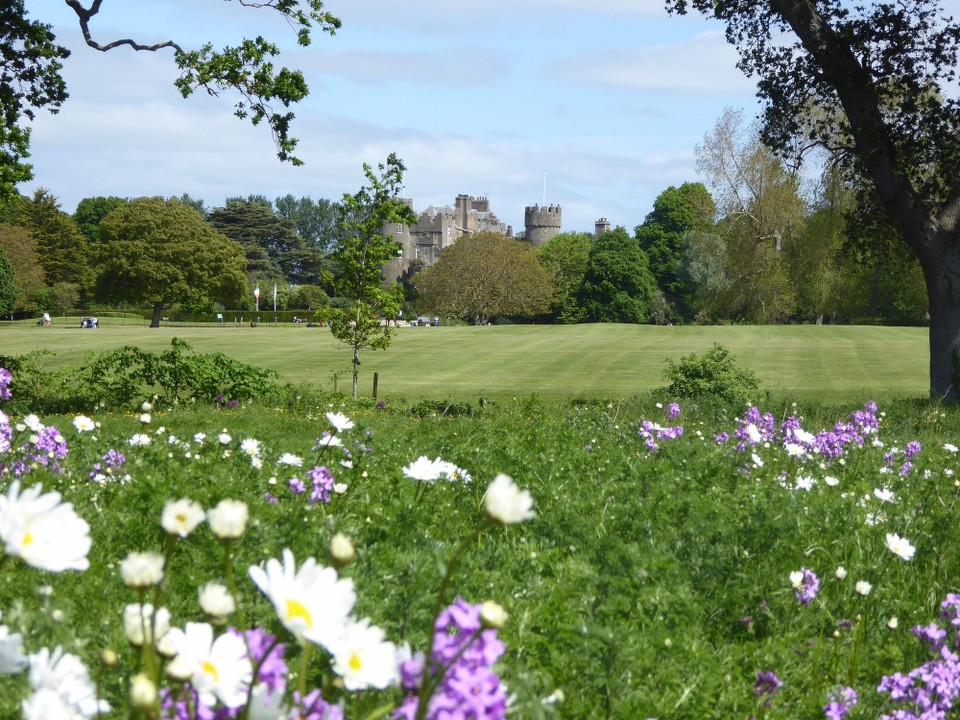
[41,312,51,327]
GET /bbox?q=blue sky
[22,1,760,233]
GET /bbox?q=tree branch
[63,0,184,53]
[769,0,935,251]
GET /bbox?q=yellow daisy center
[349,652,363,671]
[201,660,219,682]
[285,598,313,628]
[21,530,33,547]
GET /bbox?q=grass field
[0,321,929,402]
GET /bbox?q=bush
[662,343,761,405]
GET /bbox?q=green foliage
[662,343,761,405]
[72,195,128,243]
[577,227,657,323]
[20,188,93,293]
[0,248,16,317]
[328,153,416,398]
[3,338,277,412]
[0,1,69,198]
[536,231,593,323]
[94,197,248,327]
[415,232,555,325]
[636,182,716,314]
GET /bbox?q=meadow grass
[0,322,929,402]
[3,392,960,718]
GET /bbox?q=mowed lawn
[0,321,929,402]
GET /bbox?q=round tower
[524,204,562,247]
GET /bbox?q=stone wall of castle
[524,204,562,247]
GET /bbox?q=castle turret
[524,204,562,247]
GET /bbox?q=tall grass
[2,392,959,718]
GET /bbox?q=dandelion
[484,474,535,525]
[248,548,355,649]
[329,618,399,691]
[886,533,916,561]
[207,499,248,540]
[120,551,165,589]
[161,498,205,538]
[327,412,355,432]
[0,480,91,572]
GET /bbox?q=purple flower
[899,461,913,476]
[288,477,306,494]
[666,402,681,420]
[754,670,783,697]
[0,367,11,399]
[395,597,508,720]
[904,440,922,458]
[307,465,334,505]
[791,568,820,605]
[823,686,857,720]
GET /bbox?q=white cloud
[551,31,755,95]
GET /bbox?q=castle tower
[524,204,562,247]
[595,217,611,237]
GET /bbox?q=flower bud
[129,673,157,709]
[480,600,508,629]
[330,532,356,569]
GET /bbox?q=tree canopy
[536,232,593,324]
[94,197,247,327]
[578,227,657,324]
[415,232,556,326]
[2,2,341,198]
[666,0,960,398]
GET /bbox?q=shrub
[662,343,761,405]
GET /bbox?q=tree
[2,2,341,195]
[0,249,17,319]
[208,197,326,286]
[0,222,44,311]
[328,154,416,399]
[666,0,960,399]
[274,195,340,252]
[94,197,246,327]
[694,108,805,323]
[19,189,93,294]
[73,196,128,243]
[636,182,716,316]
[577,227,657,324]
[537,232,593,324]
[414,232,555,326]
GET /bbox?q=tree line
[0,106,929,333]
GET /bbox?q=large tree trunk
[150,303,163,328]
[922,240,960,401]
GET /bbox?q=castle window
[396,223,404,234]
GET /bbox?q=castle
[383,194,566,281]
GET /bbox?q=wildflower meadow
[2,361,960,719]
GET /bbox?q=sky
[20,1,761,234]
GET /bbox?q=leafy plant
[662,343,761,405]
